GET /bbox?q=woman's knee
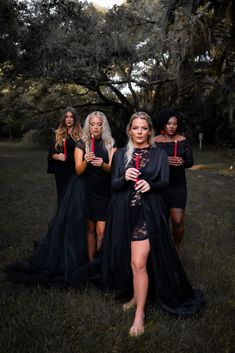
[131,259,147,273]
[87,220,95,235]
[170,210,184,228]
[172,218,184,228]
[96,222,105,239]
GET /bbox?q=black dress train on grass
[5,173,88,286]
[5,145,205,317]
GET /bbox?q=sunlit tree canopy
[0,0,234,145]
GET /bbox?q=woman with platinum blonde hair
[125,111,155,166]
[101,111,204,336]
[75,111,117,261]
[81,111,115,153]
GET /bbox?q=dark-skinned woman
[154,108,194,253]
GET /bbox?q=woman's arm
[49,138,66,162]
[103,147,117,172]
[74,146,93,175]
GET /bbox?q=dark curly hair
[153,108,183,135]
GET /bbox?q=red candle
[63,138,67,157]
[173,140,177,157]
[91,134,95,153]
[135,153,140,182]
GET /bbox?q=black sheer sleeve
[75,140,85,152]
[147,149,169,192]
[111,149,129,191]
[183,139,194,168]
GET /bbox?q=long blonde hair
[82,111,115,152]
[125,112,155,166]
[55,107,81,149]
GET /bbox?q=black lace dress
[129,147,151,241]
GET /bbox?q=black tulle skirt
[5,175,88,286]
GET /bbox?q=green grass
[0,143,234,353]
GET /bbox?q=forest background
[0,0,235,147]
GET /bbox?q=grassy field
[0,143,234,353]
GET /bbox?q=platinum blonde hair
[125,111,155,166]
[82,111,115,152]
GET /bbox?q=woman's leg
[96,221,106,251]
[129,239,150,336]
[87,220,96,261]
[169,208,185,252]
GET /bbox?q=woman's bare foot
[122,298,136,312]
[129,316,145,337]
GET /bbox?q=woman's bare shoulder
[154,135,165,142]
[178,135,186,141]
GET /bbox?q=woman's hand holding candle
[90,157,103,167]
[125,168,141,182]
[58,153,66,161]
[135,179,150,193]
[168,156,184,167]
[84,152,95,163]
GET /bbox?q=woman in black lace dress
[102,112,204,336]
[75,111,116,261]
[154,108,194,252]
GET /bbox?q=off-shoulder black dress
[156,139,193,209]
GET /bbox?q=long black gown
[5,173,88,286]
[100,146,204,316]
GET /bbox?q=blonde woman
[102,112,204,336]
[49,107,82,205]
[75,111,116,261]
